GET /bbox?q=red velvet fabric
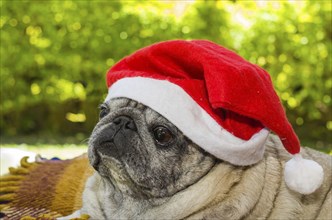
[106,40,300,155]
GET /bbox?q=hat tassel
[284,153,324,194]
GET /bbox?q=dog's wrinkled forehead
[104,98,171,126]
[108,98,147,112]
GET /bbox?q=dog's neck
[81,160,259,219]
[81,172,174,219]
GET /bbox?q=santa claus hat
[104,40,323,194]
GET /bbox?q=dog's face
[88,98,216,198]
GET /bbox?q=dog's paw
[57,210,89,220]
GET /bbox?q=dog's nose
[112,116,137,131]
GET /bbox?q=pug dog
[62,97,331,220]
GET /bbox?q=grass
[0,135,88,175]
[1,143,87,159]
[1,134,88,159]
[0,142,87,175]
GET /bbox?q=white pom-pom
[284,154,324,194]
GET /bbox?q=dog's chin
[93,158,159,199]
[91,147,123,177]
[89,142,113,170]
[89,147,145,196]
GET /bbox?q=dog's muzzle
[89,115,138,170]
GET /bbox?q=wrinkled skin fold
[62,98,332,220]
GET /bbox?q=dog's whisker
[80,138,90,145]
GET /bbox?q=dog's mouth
[90,140,117,170]
[91,142,154,197]
[91,138,153,185]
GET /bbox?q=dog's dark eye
[99,104,109,119]
[153,126,173,146]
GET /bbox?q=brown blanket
[0,155,93,219]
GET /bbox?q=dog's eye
[99,104,109,119]
[153,126,173,146]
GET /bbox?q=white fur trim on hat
[105,77,270,166]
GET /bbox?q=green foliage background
[1,1,331,152]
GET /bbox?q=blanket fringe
[0,156,39,212]
[20,213,90,220]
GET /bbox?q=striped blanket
[0,155,93,219]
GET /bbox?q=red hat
[105,40,323,194]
